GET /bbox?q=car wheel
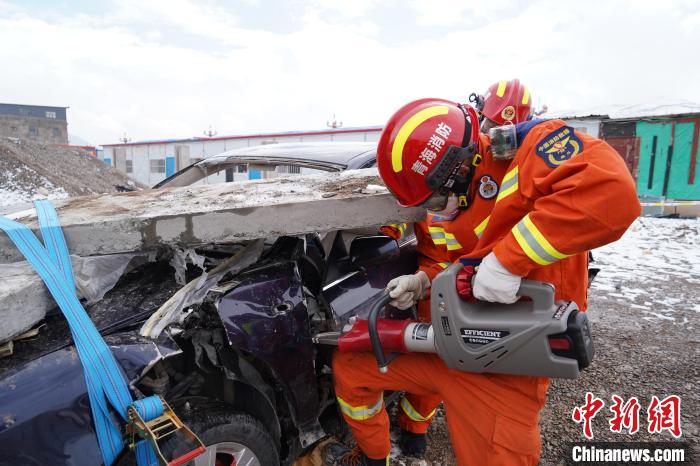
[165,400,279,466]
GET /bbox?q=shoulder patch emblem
[535,126,583,168]
[478,175,499,199]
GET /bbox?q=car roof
[155,141,378,188]
[199,141,377,170]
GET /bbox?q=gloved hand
[472,252,521,304]
[455,265,478,301]
[386,271,430,310]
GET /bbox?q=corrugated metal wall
[600,116,700,200]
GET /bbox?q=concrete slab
[0,169,425,264]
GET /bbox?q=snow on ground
[0,165,69,208]
[590,216,699,327]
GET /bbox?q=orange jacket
[464,119,641,309]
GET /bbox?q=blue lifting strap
[0,200,162,466]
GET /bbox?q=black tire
[164,399,280,466]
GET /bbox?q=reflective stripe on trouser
[428,227,463,251]
[397,392,442,434]
[337,394,383,421]
[496,166,519,203]
[512,214,570,265]
[400,396,436,422]
[332,351,546,465]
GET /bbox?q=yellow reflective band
[392,105,449,173]
[522,215,569,260]
[400,397,436,423]
[522,87,530,105]
[496,80,507,97]
[474,215,490,238]
[512,223,550,266]
[438,262,450,269]
[444,232,462,251]
[496,166,519,203]
[512,215,571,266]
[337,395,383,421]
[429,226,447,245]
[387,223,407,236]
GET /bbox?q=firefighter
[379,80,534,457]
[471,78,534,133]
[324,98,640,465]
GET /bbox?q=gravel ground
[389,217,699,465]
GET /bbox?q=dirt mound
[0,138,141,210]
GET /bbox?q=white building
[100,126,382,186]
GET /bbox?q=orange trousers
[333,351,549,465]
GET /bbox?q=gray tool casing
[431,263,581,379]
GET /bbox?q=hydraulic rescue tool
[314,264,594,379]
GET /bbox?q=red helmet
[480,79,532,125]
[377,98,479,207]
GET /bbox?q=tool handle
[368,292,398,373]
[516,279,555,312]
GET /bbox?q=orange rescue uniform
[334,119,641,464]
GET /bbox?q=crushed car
[0,142,417,466]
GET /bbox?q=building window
[46,111,56,119]
[150,159,166,173]
[52,128,61,138]
[235,164,247,173]
[28,127,38,137]
[125,160,133,174]
[277,164,301,174]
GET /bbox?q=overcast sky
[1,0,699,145]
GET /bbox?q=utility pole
[203,125,218,138]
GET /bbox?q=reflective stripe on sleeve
[387,223,407,237]
[428,226,446,245]
[443,232,462,251]
[337,395,383,421]
[474,215,490,238]
[430,227,462,251]
[496,166,518,203]
[511,214,570,265]
[438,262,450,269]
[400,397,436,423]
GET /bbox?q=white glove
[473,252,521,304]
[386,271,430,310]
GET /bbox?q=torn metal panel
[169,247,207,286]
[140,239,265,339]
